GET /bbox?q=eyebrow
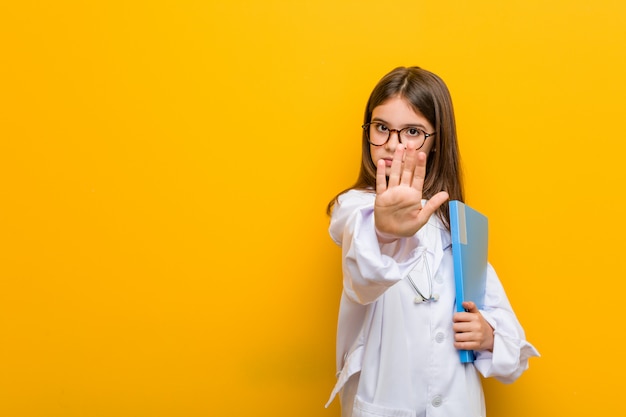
[371,117,427,129]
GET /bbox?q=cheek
[421,135,436,154]
[369,147,378,164]
[370,148,387,170]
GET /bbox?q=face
[369,96,435,177]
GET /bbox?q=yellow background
[1,0,625,416]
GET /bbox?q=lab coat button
[432,395,443,407]
[435,332,445,343]
[435,274,443,284]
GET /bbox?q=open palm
[374,143,449,239]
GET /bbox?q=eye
[405,127,423,137]
[374,123,389,133]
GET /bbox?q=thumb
[462,301,479,313]
[421,191,450,217]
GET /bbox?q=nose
[384,129,401,151]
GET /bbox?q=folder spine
[449,200,489,364]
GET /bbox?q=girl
[325,67,539,417]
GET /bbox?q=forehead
[372,96,430,126]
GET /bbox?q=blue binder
[449,200,488,363]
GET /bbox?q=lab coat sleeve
[473,264,540,383]
[329,190,422,305]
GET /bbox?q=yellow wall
[1,0,625,415]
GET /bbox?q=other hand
[452,301,495,353]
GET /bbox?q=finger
[376,159,387,194]
[387,144,405,187]
[411,151,428,193]
[453,313,474,325]
[455,340,478,350]
[452,321,470,332]
[400,142,417,186]
[454,331,476,343]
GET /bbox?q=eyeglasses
[362,122,436,149]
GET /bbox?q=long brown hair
[327,66,464,229]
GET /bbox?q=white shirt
[325,190,539,417]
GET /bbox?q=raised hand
[374,142,449,241]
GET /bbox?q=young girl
[325,67,539,417]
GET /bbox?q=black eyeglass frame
[362,122,436,149]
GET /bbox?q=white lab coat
[325,190,539,417]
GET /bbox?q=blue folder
[449,200,488,363]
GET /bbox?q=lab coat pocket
[325,346,364,408]
[353,396,416,417]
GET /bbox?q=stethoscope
[406,251,439,304]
